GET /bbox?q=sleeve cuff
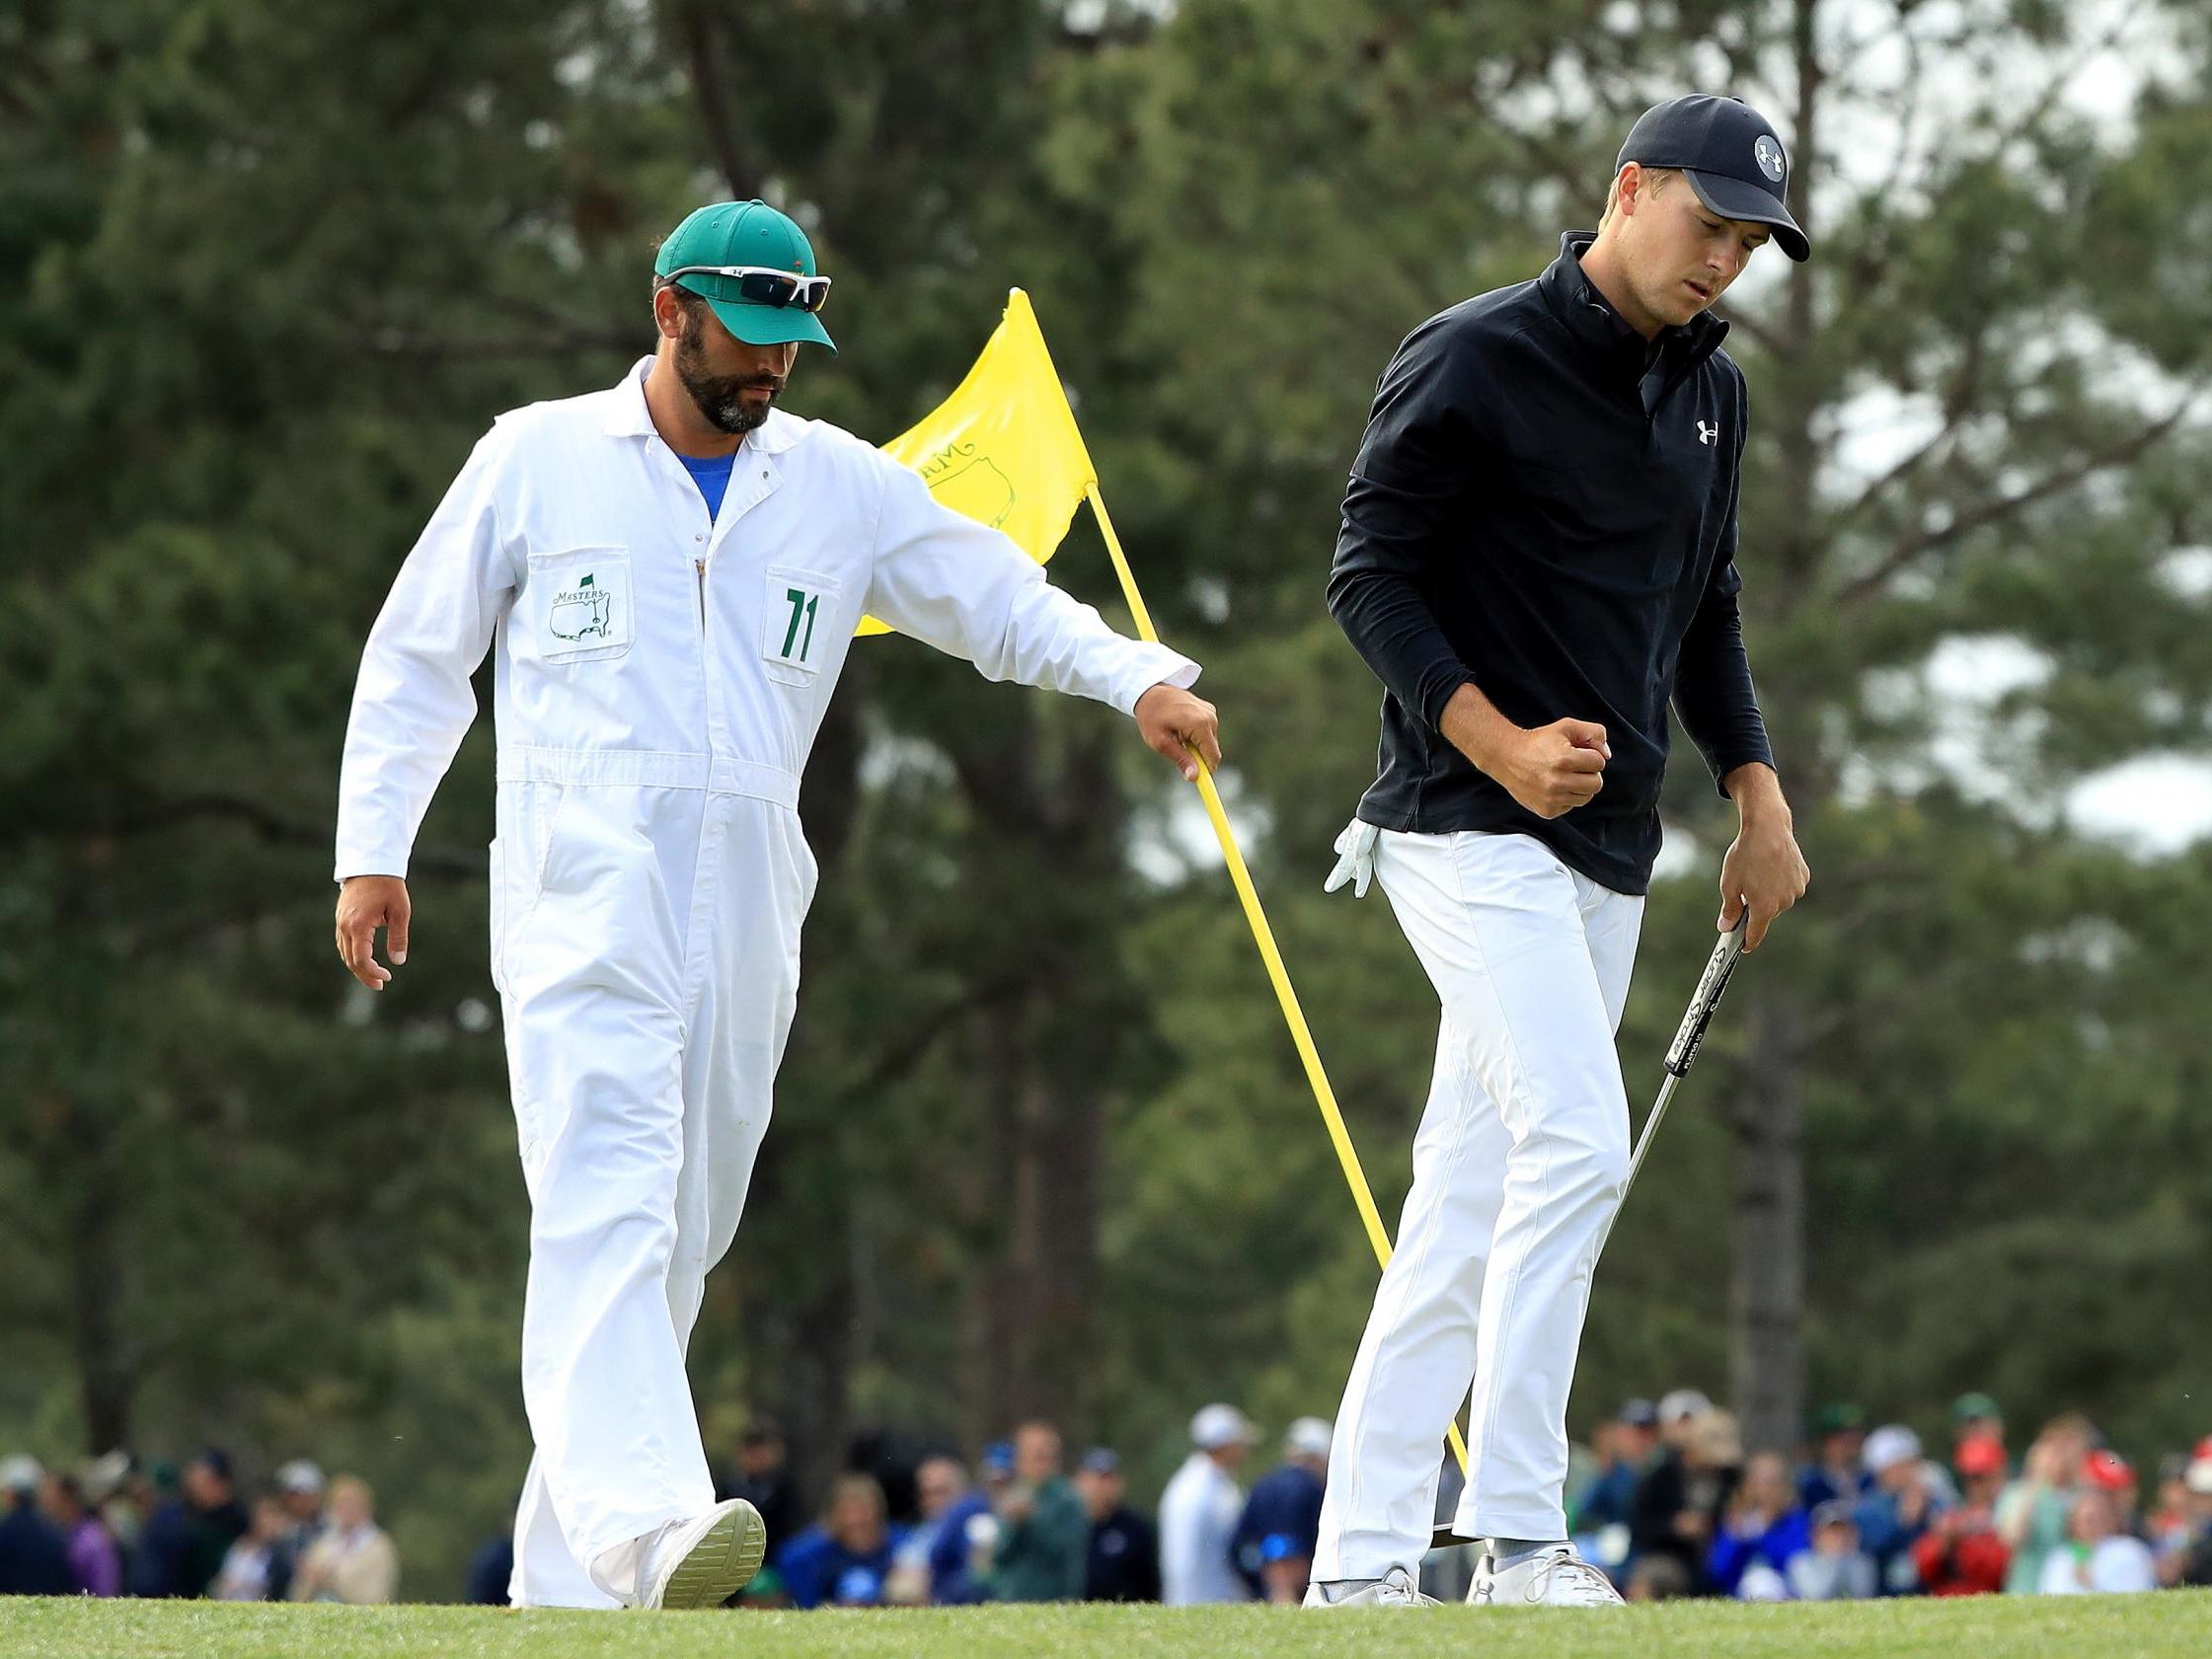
[1712,749,1777,798]
[334,852,411,884]
[1117,648,1201,716]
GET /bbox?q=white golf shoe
[1303,1565,1439,1608]
[636,1498,766,1611]
[1467,1545,1625,1608]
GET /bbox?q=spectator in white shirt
[2037,1488,2156,1595]
[1159,1404,1255,1605]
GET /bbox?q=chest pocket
[531,546,634,664]
[761,565,841,686]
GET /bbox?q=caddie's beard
[676,311,784,434]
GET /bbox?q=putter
[1426,915,1750,1552]
[1602,912,1748,1253]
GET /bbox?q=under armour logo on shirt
[1697,420,1719,446]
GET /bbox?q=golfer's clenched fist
[336,874,410,990]
[1441,684,1610,820]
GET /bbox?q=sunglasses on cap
[665,264,832,314]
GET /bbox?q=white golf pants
[1314,829,1642,1578]
[490,769,814,1608]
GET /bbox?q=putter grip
[1664,923,1746,1077]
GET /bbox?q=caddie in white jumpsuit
[332,200,1220,1612]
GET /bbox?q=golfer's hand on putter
[1135,682,1223,782]
[336,874,411,991]
[1717,762,1808,950]
[1441,683,1609,819]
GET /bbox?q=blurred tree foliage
[2,0,2207,1598]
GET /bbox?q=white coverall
[335,359,1197,1608]
[1312,827,1642,1579]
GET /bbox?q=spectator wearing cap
[1852,1425,1946,1595]
[38,1472,120,1598]
[1159,1404,1256,1605]
[182,1449,251,1596]
[1950,1394,2005,1465]
[1909,1434,2011,1596]
[1234,1417,1332,1604]
[1797,1402,1870,1510]
[1631,1401,1740,1594]
[1075,1449,1159,1603]
[78,1452,139,1566]
[2172,1445,2212,1588]
[0,1457,74,1598]
[288,1475,399,1605]
[124,1461,198,1597]
[2036,1487,2155,1594]
[267,1460,326,1602]
[1707,1451,1809,1600]
[1996,1412,2094,1594]
[1569,1399,1658,1552]
[989,1422,1089,1604]
[2081,1449,2139,1531]
[1787,1500,1877,1600]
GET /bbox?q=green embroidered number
[781,586,820,662]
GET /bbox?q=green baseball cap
[654,199,836,353]
[1951,1392,2002,1425]
[1812,1401,1867,1437]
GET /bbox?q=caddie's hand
[1135,682,1222,783]
[1477,717,1611,819]
[336,874,412,991]
[1716,806,1809,951]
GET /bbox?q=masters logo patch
[550,571,612,641]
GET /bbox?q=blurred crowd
[0,1450,397,1603]
[1562,1391,2212,1602]
[601,1406,1338,1610]
[8,1388,2209,1608]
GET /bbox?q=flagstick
[1085,483,1473,1483]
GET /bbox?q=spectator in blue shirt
[1854,1425,1946,1594]
[781,1474,903,1609]
[1571,1397,1659,1579]
[1233,1417,1331,1604]
[1708,1451,1810,1599]
[899,1455,992,1606]
[1798,1402,1870,1509]
[0,1459,74,1598]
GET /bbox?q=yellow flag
[857,288,1098,636]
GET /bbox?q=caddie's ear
[651,283,689,342]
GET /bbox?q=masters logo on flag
[857,289,1097,637]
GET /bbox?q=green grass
[4,1592,2207,1659]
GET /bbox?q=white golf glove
[1324,818,1380,898]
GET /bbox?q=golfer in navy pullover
[1308,96,1813,1612]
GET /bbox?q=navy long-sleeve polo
[1330,232,1775,895]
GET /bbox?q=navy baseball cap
[1618,95,1809,262]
